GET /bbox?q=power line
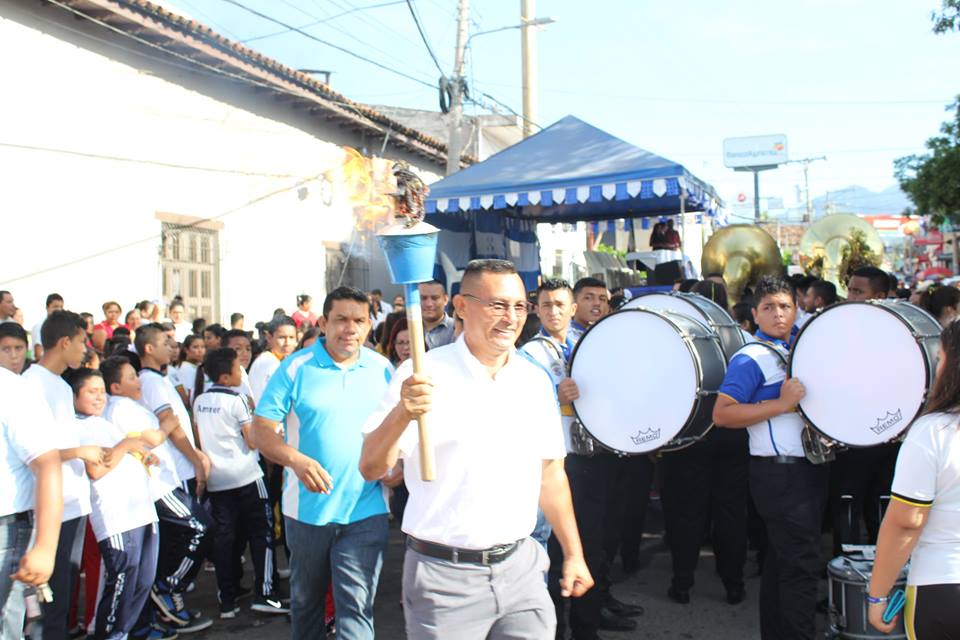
[218,0,439,89]
[0,142,304,178]
[2,175,321,285]
[240,0,406,43]
[405,0,444,75]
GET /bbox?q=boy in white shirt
[193,348,285,618]
[132,325,215,633]
[68,368,159,640]
[21,310,102,640]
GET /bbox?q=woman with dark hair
[918,284,960,327]
[383,318,412,367]
[175,334,205,406]
[291,294,317,329]
[868,321,960,636]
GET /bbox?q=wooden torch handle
[405,284,435,481]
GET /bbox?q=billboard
[723,134,788,169]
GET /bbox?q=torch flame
[341,147,398,231]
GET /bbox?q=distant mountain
[811,184,912,218]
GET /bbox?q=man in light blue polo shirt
[252,286,392,640]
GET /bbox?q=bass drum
[569,308,726,454]
[827,555,907,639]
[622,292,745,361]
[790,301,941,447]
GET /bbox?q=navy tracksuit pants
[95,523,159,640]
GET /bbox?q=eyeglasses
[461,293,528,318]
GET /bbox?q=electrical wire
[2,175,321,285]
[240,0,406,44]
[405,0,445,75]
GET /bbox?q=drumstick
[405,284,435,482]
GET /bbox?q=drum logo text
[630,428,661,445]
[870,409,903,435]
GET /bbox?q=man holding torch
[360,259,593,639]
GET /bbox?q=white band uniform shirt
[138,367,196,482]
[22,364,92,521]
[363,335,567,550]
[520,330,577,453]
[77,415,158,542]
[890,411,960,586]
[104,395,181,502]
[192,385,260,492]
[0,368,57,516]
[717,333,805,458]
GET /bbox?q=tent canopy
[425,115,722,222]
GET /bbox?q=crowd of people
[1,260,960,640]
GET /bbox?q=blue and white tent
[425,115,722,290]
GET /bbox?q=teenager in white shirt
[30,293,64,361]
[0,323,29,375]
[68,368,159,640]
[0,369,63,640]
[869,321,960,637]
[248,317,297,405]
[132,326,214,633]
[194,348,285,618]
[21,310,103,640]
[174,335,206,408]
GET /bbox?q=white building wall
[0,15,438,328]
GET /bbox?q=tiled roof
[52,0,474,167]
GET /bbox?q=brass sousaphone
[798,214,884,295]
[702,225,784,303]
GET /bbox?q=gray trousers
[403,537,555,640]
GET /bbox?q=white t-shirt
[0,369,57,516]
[76,415,157,541]
[231,368,254,406]
[22,365,92,521]
[248,351,281,405]
[176,362,209,405]
[192,386,260,492]
[172,321,192,344]
[363,336,566,549]
[31,319,45,351]
[105,395,180,501]
[891,412,960,585]
[138,368,196,482]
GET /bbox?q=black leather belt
[752,455,809,465]
[407,536,521,565]
[0,511,32,525]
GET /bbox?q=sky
[163,0,960,214]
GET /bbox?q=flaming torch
[376,162,438,482]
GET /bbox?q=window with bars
[160,222,219,324]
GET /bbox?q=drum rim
[628,291,741,329]
[569,308,708,456]
[787,300,938,448]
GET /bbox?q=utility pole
[520,0,537,138]
[446,0,470,175]
[784,156,826,222]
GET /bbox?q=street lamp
[465,16,557,47]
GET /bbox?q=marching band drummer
[867,320,960,637]
[360,260,593,640]
[713,276,829,640]
[520,279,641,639]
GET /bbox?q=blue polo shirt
[255,340,393,526]
[718,330,805,457]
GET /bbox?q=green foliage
[839,228,882,286]
[933,0,960,32]
[594,243,626,259]
[781,250,792,267]
[894,98,960,224]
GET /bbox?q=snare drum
[569,308,726,454]
[827,555,907,639]
[622,292,745,360]
[789,301,941,447]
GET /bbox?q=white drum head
[571,310,697,453]
[623,293,703,320]
[791,304,928,446]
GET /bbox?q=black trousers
[548,453,615,638]
[750,458,829,640]
[208,478,276,603]
[154,487,213,594]
[659,428,749,592]
[830,443,899,555]
[908,583,960,639]
[603,454,655,572]
[34,515,86,640]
